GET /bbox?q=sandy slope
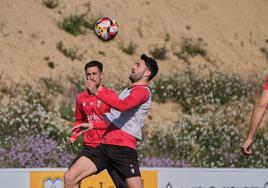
[0,0,268,127]
[1,0,268,84]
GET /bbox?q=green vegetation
[59,2,99,35]
[150,71,256,114]
[40,77,64,94]
[0,71,266,168]
[42,0,58,9]
[260,47,268,60]
[61,14,90,36]
[139,118,268,167]
[120,41,137,55]
[149,44,167,60]
[56,41,84,61]
[174,37,207,61]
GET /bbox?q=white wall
[157,168,268,188]
[0,168,267,188]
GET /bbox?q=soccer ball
[94,17,118,41]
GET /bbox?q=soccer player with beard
[65,54,158,188]
[64,60,127,188]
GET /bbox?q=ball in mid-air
[94,17,118,41]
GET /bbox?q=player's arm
[68,97,84,144]
[242,87,268,155]
[96,87,149,112]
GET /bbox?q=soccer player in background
[241,75,268,155]
[66,54,158,188]
[64,60,126,188]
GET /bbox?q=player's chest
[80,97,109,114]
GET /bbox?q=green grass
[56,41,83,61]
[120,41,137,55]
[149,44,167,60]
[174,37,207,61]
[42,0,58,9]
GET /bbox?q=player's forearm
[247,104,267,139]
[70,129,81,141]
[97,90,140,111]
[97,95,126,111]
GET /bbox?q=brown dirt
[1,0,268,128]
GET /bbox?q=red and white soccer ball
[94,17,118,41]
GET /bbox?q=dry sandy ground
[1,0,268,128]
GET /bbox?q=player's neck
[132,80,148,86]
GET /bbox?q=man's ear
[144,70,151,78]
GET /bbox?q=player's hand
[241,138,253,155]
[71,123,93,133]
[66,137,75,147]
[84,80,98,95]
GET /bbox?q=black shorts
[95,144,141,179]
[70,146,128,188]
[69,145,108,174]
[69,144,141,179]
[102,144,141,179]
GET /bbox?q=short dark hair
[85,60,103,72]
[141,54,158,81]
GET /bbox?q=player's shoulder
[76,90,88,99]
[130,85,151,95]
[265,75,268,81]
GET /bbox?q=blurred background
[0,0,268,168]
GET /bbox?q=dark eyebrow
[86,71,98,74]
